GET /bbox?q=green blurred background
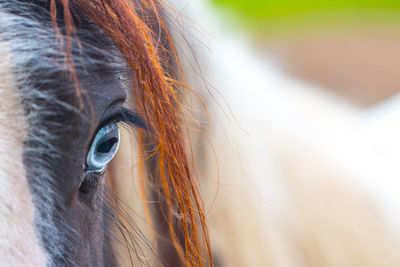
[212,0,400,16]
[211,0,400,26]
[209,0,400,106]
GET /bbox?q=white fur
[171,0,400,265]
[0,42,46,266]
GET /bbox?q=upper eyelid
[101,107,147,130]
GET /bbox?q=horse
[4,0,400,266]
[0,0,212,266]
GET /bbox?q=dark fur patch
[0,1,132,265]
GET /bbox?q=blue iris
[86,123,120,172]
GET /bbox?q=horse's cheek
[0,43,47,266]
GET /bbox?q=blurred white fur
[171,0,400,266]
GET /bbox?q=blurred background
[210,0,400,106]
[182,1,400,266]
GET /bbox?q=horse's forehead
[0,42,46,266]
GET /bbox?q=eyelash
[99,107,147,131]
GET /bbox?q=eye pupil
[96,137,118,154]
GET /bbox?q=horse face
[0,2,132,265]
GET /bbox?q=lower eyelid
[84,166,106,175]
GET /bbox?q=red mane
[50,0,212,265]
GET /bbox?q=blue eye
[86,123,120,172]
